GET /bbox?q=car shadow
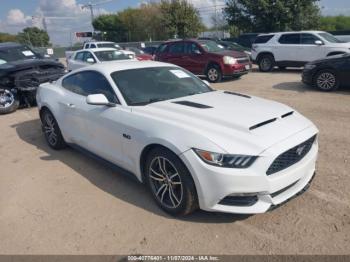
[12,119,249,224]
[273,81,350,94]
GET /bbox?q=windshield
[318,33,343,43]
[111,67,213,106]
[97,43,121,50]
[94,50,132,61]
[199,41,225,53]
[0,45,39,63]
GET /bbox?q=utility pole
[81,0,116,36]
[82,3,95,33]
[214,0,218,38]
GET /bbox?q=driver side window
[62,71,119,104]
[301,34,322,45]
[185,43,201,54]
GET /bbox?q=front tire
[145,147,198,216]
[206,64,222,83]
[258,54,275,72]
[0,89,19,115]
[313,69,339,92]
[41,109,67,150]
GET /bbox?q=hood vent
[224,91,251,99]
[281,111,294,118]
[172,101,213,109]
[249,118,277,131]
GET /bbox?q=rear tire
[41,109,67,150]
[206,64,222,83]
[313,69,339,92]
[0,89,19,115]
[145,147,198,216]
[258,54,275,72]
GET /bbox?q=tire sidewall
[145,147,198,216]
[314,69,339,92]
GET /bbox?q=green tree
[0,32,17,43]
[92,14,127,42]
[319,16,350,31]
[224,0,321,33]
[160,0,205,38]
[17,27,50,47]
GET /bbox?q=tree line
[92,0,205,42]
[1,0,350,47]
[0,27,50,46]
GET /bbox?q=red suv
[155,39,251,82]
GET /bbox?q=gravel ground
[0,68,349,255]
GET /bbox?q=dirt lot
[0,68,349,255]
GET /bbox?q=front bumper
[180,126,318,214]
[222,63,250,77]
[301,69,315,85]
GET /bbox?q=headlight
[304,64,316,70]
[193,149,257,168]
[223,56,237,65]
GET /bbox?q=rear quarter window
[254,35,274,44]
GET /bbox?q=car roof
[0,42,23,49]
[258,31,326,36]
[85,41,116,44]
[73,61,177,75]
[75,48,118,53]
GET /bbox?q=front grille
[237,58,250,64]
[266,135,316,175]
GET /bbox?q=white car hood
[133,91,315,154]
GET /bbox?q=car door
[67,71,126,166]
[274,33,301,64]
[68,51,89,71]
[163,42,188,69]
[299,33,326,62]
[182,42,207,74]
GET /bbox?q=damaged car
[0,42,65,114]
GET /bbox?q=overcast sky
[0,0,348,46]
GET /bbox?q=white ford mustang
[36,61,319,216]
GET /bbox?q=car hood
[0,58,63,73]
[213,49,248,58]
[310,53,350,64]
[133,91,315,154]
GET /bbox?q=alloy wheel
[317,72,336,90]
[43,113,58,146]
[260,57,272,71]
[0,90,15,109]
[149,156,183,209]
[207,68,218,82]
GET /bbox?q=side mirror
[315,40,323,46]
[86,58,95,63]
[194,50,201,55]
[86,94,115,107]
